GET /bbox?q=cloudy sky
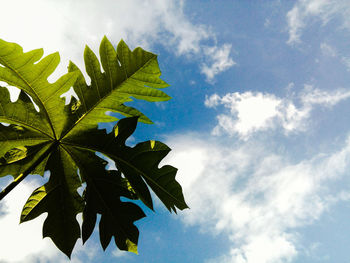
[2,0,350,262]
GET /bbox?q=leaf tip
[84,44,93,55]
[126,239,138,255]
[117,39,129,50]
[102,35,111,44]
[114,125,119,137]
[68,60,78,72]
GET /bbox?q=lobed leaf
[0,39,79,139]
[63,36,169,140]
[64,148,145,253]
[63,117,188,212]
[21,147,83,257]
[0,37,187,258]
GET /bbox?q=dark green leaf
[21,147,83,257]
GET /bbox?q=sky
[1,0,350,262]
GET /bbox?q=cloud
[320,43,337,57]
[341,57,350,71]
[112,249,130,258]
[286,3,305,45]
[0,178,63,263]
[1,0,234,83]
[205,91,281,138]
[205,85,350,139]
[201,44,236,83]
[286,0,350,45]
[319,43,350,71]
[165,133,350,263]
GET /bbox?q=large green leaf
[65,147,145,253]
[0,37,187,257]
[21,147,83,257]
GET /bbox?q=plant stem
[0,172,27,201]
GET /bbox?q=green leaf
[64,117,188,212]
[112,119,188,212]
[21,148,83,257]
[65,148,145,252]
[0,146,28,164]
[0,39,79,139]
[0,87,51,178]
[63,36,169,139]
[0,86,51,137]
[0,141,52,179]
[0,37,187,257]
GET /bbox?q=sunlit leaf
[0,37,187,257]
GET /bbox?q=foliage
[0,37,187,257]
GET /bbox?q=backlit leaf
[0,37,187,257]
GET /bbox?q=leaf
[0,87,50,136]
[0,146,28,164]
[65,148,145,252]
[110,118,188,212]
[64,117,188,212]
[0,141,52,179]
[0,37,187,257]
[0,86,52,177]
[63,36,169,139]
[21,147,83,257]
[0,40,79,138]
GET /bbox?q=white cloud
[286,0,350,45]
[112,249,130,258]
[1,0,234,83]
[206,92,281,138]
[205,85,350,139]
[300,84,350,106]
[201,44,236,82]
[286,4,305,45]
[165,133,350,263]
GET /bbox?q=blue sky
[1,0,350,262]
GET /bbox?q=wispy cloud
[205,85,350,139]
[341,57,350,71]
[165,133,350,263]
[201,44,236,83]
[112,249,130,258]
[320,43,337,57]
[1,0,234,82]
[286,0,350,45]
[319,42,350,71]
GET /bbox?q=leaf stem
[0,172,26,201]
[0,141,57,201]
